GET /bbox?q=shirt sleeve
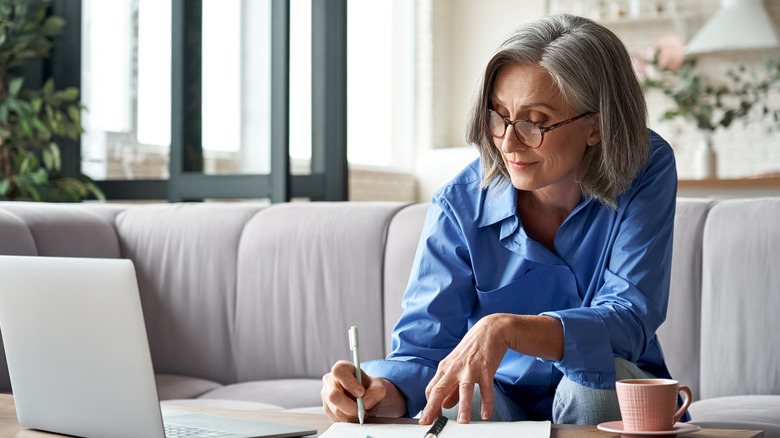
[541,137,678,389]
[361,194,477,417]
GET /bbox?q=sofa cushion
[0,202,121,258]
[657,198,713,401]
[382,202,429,355]
[161,399,284,412]
[283,406,326,414]
[155,373,223,400]
[0,207,37,256]
[689,395,780,438]
[196,379,323,410]
[115,203,266,384]
[700,198,780,400]
[233,202,407,382]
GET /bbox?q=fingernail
[458,412,467,423]
[482,410,490,420]
[419,414,428,424]
[363,396,373,407]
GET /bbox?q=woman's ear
[586,113,601,146]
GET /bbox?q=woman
[321,13,679,425]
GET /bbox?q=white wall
[415,0,546,200]
[446,0,548,150]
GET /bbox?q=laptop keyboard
[164,423,233,437]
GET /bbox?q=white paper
[318,420,551,438]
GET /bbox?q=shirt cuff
[361,358,437,418]
[539,310,616,389]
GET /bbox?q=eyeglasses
[487,109,594,149]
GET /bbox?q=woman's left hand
[419,313,511,425]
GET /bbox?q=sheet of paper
[318,420,551,438]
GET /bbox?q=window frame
[51,0,348,202]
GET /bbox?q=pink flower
[653,33,685,72]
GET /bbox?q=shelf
[678,176,780,189]
[598,14,681,26]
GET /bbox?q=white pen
[348,326,365,425]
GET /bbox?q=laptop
[0,255,317,438]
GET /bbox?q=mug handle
[673,385,692,423]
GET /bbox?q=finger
[419,379,453,425]
[331,360,365,398]
[457,382,474,423]
[322,399,353,423]
[362,374,386,410]
[441,389,459,409]
[321,373,359,419]
[424,367,445,400]
[478,381,495,421]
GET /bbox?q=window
[81,0,270,180]
[79,0,416,200]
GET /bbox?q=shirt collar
[476,176,598,243]
[476,177,517,229]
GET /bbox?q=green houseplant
[637,33,780,178]
[643,55,780,134]
[0,0,103,202]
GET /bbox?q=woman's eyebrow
[490,97,558,113]
[520,102,558,112]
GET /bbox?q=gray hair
[466,14,650,208]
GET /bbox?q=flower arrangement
[637,34,780,134]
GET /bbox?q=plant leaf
[66,104,80,124]
[19,118,32,138]
[42,147,52,170]
[30,167,48,184]
[49,142,61,170]
[40,16,65,37]
[42,78,54,96]
[8,76,23,96]
[55,87,79,102]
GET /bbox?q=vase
[693,131,717,179]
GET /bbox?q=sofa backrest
[0,202,122,258]
[115,203,266,384]
[658,198,714,401]
[0,201,409,390]
[699,198,780,400]
[1,198,778,401]
[232,202,406,382]
[382,202,430,355]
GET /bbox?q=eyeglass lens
[488,110,542,148]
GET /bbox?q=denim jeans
[440,358,654,424]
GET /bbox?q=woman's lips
[506,159,537,171]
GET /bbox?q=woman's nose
[500,129,529,154]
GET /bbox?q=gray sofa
[0,199,777,435]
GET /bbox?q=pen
[424,416,448,438]
[349,325,365,425]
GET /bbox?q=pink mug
[616,379,692,431]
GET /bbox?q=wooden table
[0,393,763,437]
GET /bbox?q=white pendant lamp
[686,0,780,54]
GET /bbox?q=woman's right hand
[321,360,407,422]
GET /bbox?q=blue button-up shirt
[362,131,678,420]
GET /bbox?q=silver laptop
[0,255,317,438]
